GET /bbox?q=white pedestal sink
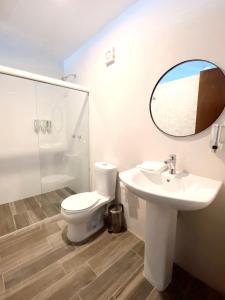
[119,167,222,291]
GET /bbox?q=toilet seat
[61,192,100,213]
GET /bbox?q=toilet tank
[94,162,117,198]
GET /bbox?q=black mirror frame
[149,59,225,137]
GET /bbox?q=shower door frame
[0,65,89,93]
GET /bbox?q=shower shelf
[39,143,65,153]
[41,174,75,193]
[65,153,79,157]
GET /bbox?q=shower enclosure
[0,66,89,207]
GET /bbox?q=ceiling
[0,0,138,61]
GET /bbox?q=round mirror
[150,60,225,137]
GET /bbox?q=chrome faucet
[165,154,176,174]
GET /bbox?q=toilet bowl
[61,162,117,243]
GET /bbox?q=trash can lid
[109,204,123,213]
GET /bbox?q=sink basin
[119,167,222,292]
[119,168,222,211]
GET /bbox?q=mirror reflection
[150,60,225,137]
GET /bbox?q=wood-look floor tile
[0,227,42,258]
[145,289,161,300]
[0,224,40,249]
[2,263,65,300]
[44,192,63,211]
[0,218,16,237]
[8,203,16,216]
[64,187,75,195]
[32,265,96,300]
[0,239,52,274]
[40,221,61,236]
[145,265,225,300]
[14,212,31,230]
[79,250,143,300]
[147,284,225,300]
[146,288,176,300]
[57,219,66,230]
[114,266,153,300]
[0,189,68,238]
[0,224,55,272]
[0,222,59,258]
[47,231,66,247]
[88,231,140,275]
[0,219,224,300]
[110,263,143,299]
[23,197,46,222]
[23,210,34,225]
[0,204,13,220]
[13,199,27,215]
[171,265,225,300]
[35,195,59,217]
[3,244,74,289]
[0,274,4,294]
[132,240,145,259]
[0,204,15,237]
[56,189,71,199]
[62,231,117,273]
[0,223,59,272]
[68,295,80,300]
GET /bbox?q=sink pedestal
[144,200,177,291]
[119,167,222,291]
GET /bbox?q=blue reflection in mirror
[159,61,216,84]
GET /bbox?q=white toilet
[61,162,117,243]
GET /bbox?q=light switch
[105,47,115,66]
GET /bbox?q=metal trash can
[108,204,123,233]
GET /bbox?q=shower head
[61,73,76,82]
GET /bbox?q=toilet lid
[61,193,100,212]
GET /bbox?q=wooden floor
[0,188,74,237]
[0,216,224,300]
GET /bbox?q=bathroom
[0,0,225,299]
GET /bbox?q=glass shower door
[0,72,89,236]
[0,74,41,205]
[35,82,89,199]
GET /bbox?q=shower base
[0,187,74,238]
[41,174,75,193]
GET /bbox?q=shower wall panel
[0,75,41,204]
[36,83,89,194]
[0,73,89,205]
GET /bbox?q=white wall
[152,74,199,136]
[0,35,62,77]
[64,0,225,294]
